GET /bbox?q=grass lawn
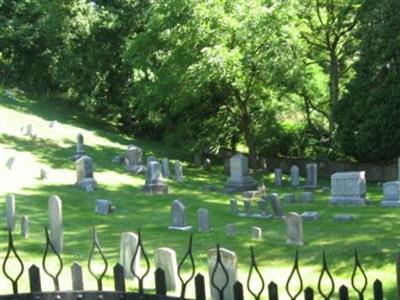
[0,87,398,299]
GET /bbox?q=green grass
[0,87,398,299]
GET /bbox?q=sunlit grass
[0,87,398,299]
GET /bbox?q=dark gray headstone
[169,200,192,231]
[95,199,114,215]
[198,208,210,232]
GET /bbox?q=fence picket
[268,282,279,300]
[28,264,41,292]
[155,268,167,295]
[339,285,349,300]
[373,279,383,300]
[71,262,84,290]
[195,273,206,300]
[304,287,314,300]
[113,263,125,292]
[233,281,244,300]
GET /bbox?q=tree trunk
[329,50,340,133]
[241,106,258,169]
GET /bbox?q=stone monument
[75,155,97,191]
[144,161,168,194]
[381,181,400,207]
[329,171,367,205]
[224,154,257,193]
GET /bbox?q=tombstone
[285,213,303,246]
[154,248,178,291]
[144,161,168,194]
[252,227,262,240]
[381,181,400,207]
[290,165,300,187]
[39,167,48,180]
[329,172,367,205]
[119,232,140,279]
[334,214,354,222]
[5,157,15,170]
[6,195,16,231]
[75,155,97,190]
[301,192,314,203]
[301,211,320,221]
[224,154,257,193]
[226,224,236,237]
[274,168,282,187]
[284,193,296,204]
[75,133,85,159]
[304,163,318,189]
[208,248,237,300]
[49,120,58,128]
[21,216,29,238]
[168,200,192,231]
[124,145,145,173]
[95,199,115,215]
[257,199,269,217]
[230,199,239,215]
[243,199,252,216]
[198,208,210,232]
[112,155,122,164]
[175,161,185,182]
[146,155,157,165]
[22,124,35,137]
[203,158,211,171]
[161,158,170,178]
[267,193,284,217]
[48,195,63,253]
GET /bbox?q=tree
[334,0,400,162]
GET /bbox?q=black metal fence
[0,227,397,300]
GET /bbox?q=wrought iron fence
[0,227,396,300]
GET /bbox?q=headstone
[22,124,35,137]
[267,193,284,217]
[49,120,58,128]
[304,163,318,189]
[6,195,16,231]
[21,215,29,238]
[144,161,168,194]
[274,168,282,187]
[226,224,235,237]
[334,214,354,222]
[48,195,63,253]
[39,167,48,180]
[112,155,122,164]
[175,161,185,182]
[243,199,252,216]
[75,133,85,159]
[230,199,239,215]
[301,211,320,221]
[203,158,211,171]
[381,181,400,207]
[252,226,262,240]
[146,155,157,165]
[257,199,269,217]
[224,154,257,193]
[329,172,367,205]
[322,186,330,192]
[5,157,15,170]
[119,232,140,279]
[290,165,300,187]
[284,193,296,204]
[198,208,210,232]
[168,200,192,231]
[95,199,115,215]
[75,155,97,190]
[161,158,170,178]
[301,192,314,203]
[154,248,178,291]
[285,212,303,246]
[208,248,237,300]
[124,145,145,173]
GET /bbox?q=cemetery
[1,1,399,299]
[0,89,398,299]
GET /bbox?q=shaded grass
[0,87,398,299]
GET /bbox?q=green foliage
[335,0,400,162]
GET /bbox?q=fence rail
[0,228,397,300]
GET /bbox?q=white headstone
[208,248,237,300]
[252,226,262,240]
[224,154,257,193]
[48,195,63,253]
[168,200,192,231]
[290,165,300,187]
[381,181,400,207]
[75,155,97,190]
[119,232,140,279]
[161,158,170,178]
[285,212,303,246]
[175,161,184,182]
[21,215,29,238]
[144,161,168,194]
[329,172,367,205]
[6,195,16,231]
[154,248,178,291]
